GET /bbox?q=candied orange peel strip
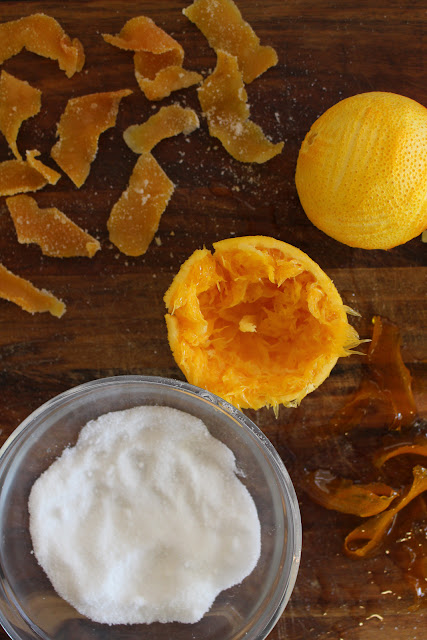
[0,151,60,197]
[124,105,200,154]
[102,16,202,100]
[374,437,427,468]
[51,89,132,188]
[107,153,174,257]
[0,13,84,78]
[183,0,278,84]
[344,465,427,558]
[0,262,65,317]
[304,469,399,517]
[6,194,100,258]
[0,71,41,160]
[198,50,283,163]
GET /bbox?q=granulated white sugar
[28,406,261,625]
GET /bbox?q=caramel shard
[103,16,202,100]
[0,13,84,78]
[124,105,199,154]
[7,194,100,258]
[107,153,174,256]
[0,262,65,317]
[0,71,41,159]
[198,50,283,163]
[183,0,278,83]
[0,151,60,197]
[51,89,132,188]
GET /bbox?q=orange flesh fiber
[198,50,283,163]
[0,262,65,317]
[107,153,174,257]
[0,13,84,78]
[124,105,199,154]
[50,89,132,188]
[6,194,100,258]
[0,71,41,160]
[183,0,278,83]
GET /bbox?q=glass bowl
[0,376,301,640]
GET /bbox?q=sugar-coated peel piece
[124,105,199,154]
[0,13,84,78]
[198,50,283,163]
[51,89,132,188]
[26,150,61,185]
[183,0,278,84]
[7,194,100,258]
[0,152,60,197]
[0,71,41,160]
[0,262,65,317]
[108,153,174,257]
[103,16,202,101]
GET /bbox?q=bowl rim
[0,375,302,640]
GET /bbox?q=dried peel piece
[344,465,427,558]
[0,71,41,160]
[102,16,202,101]
[26,150,61,185]
[0,13,84,78]
[107,153,174,257]
[124,105,199,154]
[6,194,100,258]
[0,262,65,317]
[51,89,132,188]
[183,0,278,83]
[198,50,283,163]
[0,152,60,197]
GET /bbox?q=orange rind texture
[183,0,278,84]
[6,194,100,258]
[296,92,427,249]
[51,89,132,188]
[0,71,41,160]
[0,13,84,78]
[124,105,200,154]
[107,153,174,257]
[0,262,65,317]
[0,151,60,197]
[164,235,360,411]
[103,16,202,100]
[198,50,283,163]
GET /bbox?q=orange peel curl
[124,105,199,154]
[0,71,41,160]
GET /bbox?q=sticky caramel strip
[51,89,132,188]
[0,151,60,197]
[108,153,174,256]
[344,465,427,557]
[0,71,41,160]
[102,16,202,100]
[198,50,283,163]
[124,105,199,154]
[0,262,65,317]
[183,0,278,83]
[303,469,399,518]
[374,439,427,468]
[0,13,84,78]
[7,194,100,258]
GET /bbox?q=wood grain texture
[0,1,426,639]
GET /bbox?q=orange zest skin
[0,71,41,160]
[0,13,84,78]
[7,194,100,258]
[198,50,283,163]
[0,262,65,317]
[183,0,278,84]
[51,89,132,188]
[124,105,199,154]
[0,151,60,197]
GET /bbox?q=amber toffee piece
[51,89,132,188]
[0,152,60,197]
[108,153,174,257]
[7,194,100,258]
[0,13,84,78]
[0,262,65,317]
[124,105,200,154]
[183,0,278,83]
[198,50,283,163]
[0,71,41,160]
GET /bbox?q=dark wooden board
[0,1,426,639]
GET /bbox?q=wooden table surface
[0,1,426,639]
